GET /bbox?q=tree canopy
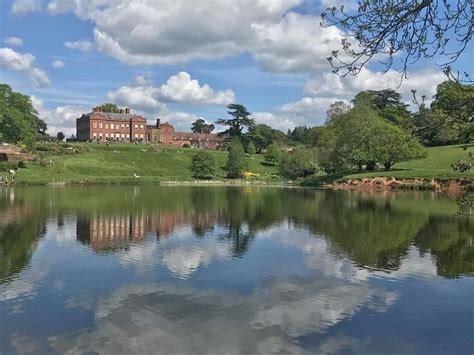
[100,103,120,113]
[191,119,215,134]
[226,138,246,178]
[0,84,47,147]
[216,104,255,139]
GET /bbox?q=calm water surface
[0,186,472,354]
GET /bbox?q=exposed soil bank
[330,177,472,196]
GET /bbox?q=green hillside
[12,143,279,185]
[3,143,472,186]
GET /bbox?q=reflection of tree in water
[0,192,45,282]
[414,216,473,278]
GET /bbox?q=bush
[246,141,256,155]
[18,161,26,168]
[190,150,216,179]
[264,142,281,166]
[279,148,318,179]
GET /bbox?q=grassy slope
[15,143,279,185]
[10,143,473,185]
[305,144,473,186]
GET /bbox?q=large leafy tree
[0,84,46,146]
[100,103,120,113]
[353,89,412,130]
[317,105,425,172]
[249,124,275,153]
[431,81,474,124]
[322,0,472,83]
[216,104,255,139]
[191,119,215,134]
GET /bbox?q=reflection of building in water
[77,213,148,251]
[77,211,220,251]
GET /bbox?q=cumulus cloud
[0,47,50,87]
[31,96,86,135]
[4,37,23,46]
[26,0,345,73]
[64,40,93,52]
[51,60,64,69]
[10,0,40,15]
[160,72,235,105]
[106,85,163,112]
[303,68,446,103]
[106,72,234,119]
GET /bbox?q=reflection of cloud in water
[51,275,396,354]
[120,226,229,278]
[268,226,437,281]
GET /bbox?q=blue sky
[0,0,471,135]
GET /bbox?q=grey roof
[83,112,146,121]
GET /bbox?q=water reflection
[0,186,473,354]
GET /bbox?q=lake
[0,186,472,354]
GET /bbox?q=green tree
[226,138,246,178]
[279,148,318,179]
[100,103,120,113]
[431,81,474,123]
[0,84,46,147]
[326,101,351,125]
[57,132,65,141]
[246,141,256,155]
[287,126,311,145]
[414,108,464,146]
[353,89,412,130]
[370,121,427,170]
[190,151,216,179]
[249,124,274,153]
[191,119,215,133]
[216,104,255,140]
[264,142,281,166]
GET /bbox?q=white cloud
[159,72,235,105]
[33,0,345,73]
[0,47,50,87]
[52,60,64,69]
[303,68,446,103]
[106,85,163,112]
[4,37,24,46]
[106,71,234,120]
[64,40,93,52]
[11,0,40,15]
[31,96,86,136]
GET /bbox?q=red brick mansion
[76,106,224,150]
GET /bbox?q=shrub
[246,141,257,155]
[190,150,216,179]
[279,148,318,179]
[264,142,281,166]
[226,138,246,178]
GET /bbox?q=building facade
[76,107,147,142]
[77,106,225,149]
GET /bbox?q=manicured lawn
[14,143,279,185]
[305,144,473,185]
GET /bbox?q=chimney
[125,108,130,114]
[92,107,96,112]
[119,108,124,114]
[93,106,102,113]
[156,119,161,128]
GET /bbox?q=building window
[99,123,103,129]
[106,133,109,138]
[140,124,144,129]
[93,132,97,137]
[105,124,109,129]
[134,124,138,129]
[126,134,130,139]
[93,122,97,128]
[127,124,130,128]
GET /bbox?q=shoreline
[3,176,471,195]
